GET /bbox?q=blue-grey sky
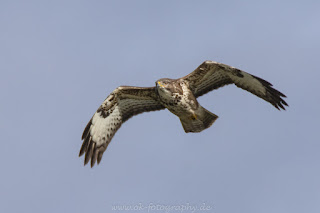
[1,1,319,212]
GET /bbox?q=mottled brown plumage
[80,61,288,167]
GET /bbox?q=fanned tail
[180,107,218,133]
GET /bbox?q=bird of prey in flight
[79,60,288,167]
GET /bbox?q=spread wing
[79,86,165,167]
[183,60,288,110]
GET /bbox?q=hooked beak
[157,81,165,88]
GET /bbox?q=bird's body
[80,61,288,167]
[156,78,195,117]
[156,78,218,132]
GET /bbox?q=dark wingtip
[277,94,288,110]
[279,103,285,110]
[79,136,90,157]
[82,119,92,140]
[97,151,103,165]
[84,140,94,165]
[90,145,97,168]
[79,146,86,157]
[252,74,288,111]
[282,99,288,106]
[273,97,288,111]
[253,75,273,86]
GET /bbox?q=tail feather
[180,107,218,133]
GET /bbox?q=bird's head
[156,78,172,89]
[155,78,176,97]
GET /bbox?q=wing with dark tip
[79,86,165,167]
[183,60,288,110]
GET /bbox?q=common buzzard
[80,61,288,167]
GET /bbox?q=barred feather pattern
[183,61,288,110]
[79,87,164,167]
